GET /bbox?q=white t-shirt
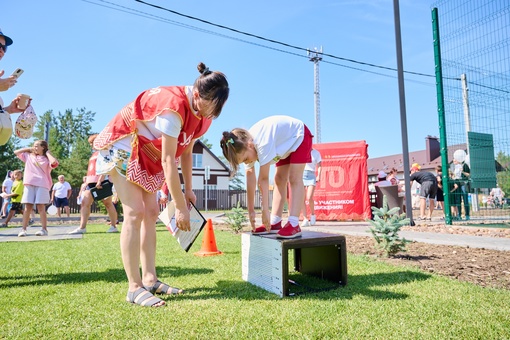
[52,181,72,198]
[114,86,196,151]
[2,177,13,194]
[247,115,305,168]
[304,149,322,172]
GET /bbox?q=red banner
[311,141,371,221]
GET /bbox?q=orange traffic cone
[194,219,223,257]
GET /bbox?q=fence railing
[0,188,270,214]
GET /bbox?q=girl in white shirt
[220,115,313,239]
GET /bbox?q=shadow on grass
[0,266,214,289]
[165,270,432,301]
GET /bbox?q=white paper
[158,201,207,252]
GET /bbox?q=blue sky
[2,0,438,160]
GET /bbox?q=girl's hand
[184,190,196,206]
[175,206,191,231]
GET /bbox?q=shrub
[368,195,411,257]
[225,202,248,233]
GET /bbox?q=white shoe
[18,229,27,237]
[35,229,48,236]
[106,226,119,233]
[310,215,316,225]
[68,228,86,235]
[301,219,311,227]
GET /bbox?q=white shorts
[303,170,317,187]
[22,185,51,205]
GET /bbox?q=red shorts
[276,125,313,167]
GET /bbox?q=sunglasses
[0,43,7,52]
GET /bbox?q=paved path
[203,213,510,251]
[2,213,510,251]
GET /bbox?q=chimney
[426,136,440,162]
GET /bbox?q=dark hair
[194,62,229,118]
[220,128,251,176]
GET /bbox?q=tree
[496,151,510,197]
[199,136,212,149]
[57,135,94,188]
[0,136,24,177]
[32,108,96,186]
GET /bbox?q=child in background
[15,140,58,237]
[0,170,23,227]
[1,170,14,218]
[220,115,313,239]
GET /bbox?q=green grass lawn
[1,223,509,339]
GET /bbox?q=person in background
[387,168,403,190]
[435,165,445,219]
[490,185,505,208]
[51,175,72,218]
[0,28,26,146]
[453,158,470,220]
[15,140,59,237]
[93,63,229,307]
[1,170,13,218]
[374,171,392,187]
[409,165,438,221]
[448,170,461,220]
[301,148,322,227]
[220,115,313,239]
[0,170,23,227]
[68,135,118,234]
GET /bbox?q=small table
[241,231,347,297]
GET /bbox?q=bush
[225,202,248,233]
[368,195,411,257]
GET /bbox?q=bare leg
[79,191,94,230]
[37,204,47,230]
[288,164,306,218]
[427,199,435,219]
[22,203,34,230]
[139,190,160,286]
[307,185,316,218]
[419,197,426,218]
[103,197,118,227]
[272,165,290,218]
[108,170,164,307]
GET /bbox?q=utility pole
[308,47,323,143]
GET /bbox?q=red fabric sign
[311,141,371,221]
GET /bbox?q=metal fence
[0,188,271,215]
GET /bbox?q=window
[193,154,203,168]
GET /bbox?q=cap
[15,105,37,139]
[0,28,13,46]
[411,166,420,172]
[411,163,421,170]
[377,171,387,178]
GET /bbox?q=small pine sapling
[225,201,248,233]
[368,195,411,257]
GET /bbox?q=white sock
[270,215,282,225]
[288,216,299,227]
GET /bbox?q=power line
[83,0,441,83]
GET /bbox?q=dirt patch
[218,221,510,290]
[346,232,510,290]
